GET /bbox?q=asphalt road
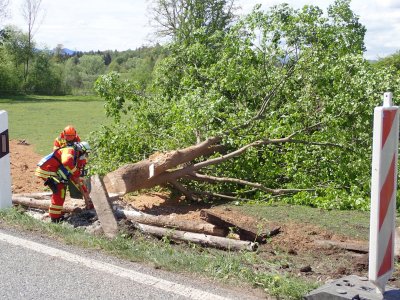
[0,227,262,300]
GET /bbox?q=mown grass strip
[0,95,106,154]
[0,208,317,300]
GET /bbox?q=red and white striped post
[369,92,399,294]
[0,110,12,209]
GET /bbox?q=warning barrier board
[369,92,399,293]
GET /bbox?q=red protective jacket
[35,146,82,184]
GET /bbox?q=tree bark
[133,223,257,251]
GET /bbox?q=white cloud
[4,0,400,58]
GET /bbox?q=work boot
[51,216,65,223]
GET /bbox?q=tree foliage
[92,0,400,210]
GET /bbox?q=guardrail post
[0,110,12,209]
[369,92,399,294]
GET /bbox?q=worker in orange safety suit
[35,141,92,223]
[54,125,83,198]
[53,125,81,150]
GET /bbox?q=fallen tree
[92,2,382,211]
[103,128,323,199]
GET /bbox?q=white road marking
[0,231,231,300]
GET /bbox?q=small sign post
[0,110,12,209]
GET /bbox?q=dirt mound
[10,140,43,194]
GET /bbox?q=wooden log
[134,223,257,251]
[314,239,369,253]
[12,196,82,213]
[13,192,121,202]
[116,208,227,236]
[14,192,52,199]
[200,209,271,243]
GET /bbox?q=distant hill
[61,48,76,55]
[49,48,76,55]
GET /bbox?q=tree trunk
[103,137,221,194]
[133,223,257,251]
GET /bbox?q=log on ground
[200,209,273,243]
[115,208,227,236]
[134,223,257,251]
[314,239,369,253]
[12,195,82,213]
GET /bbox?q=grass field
[0,95,107,154]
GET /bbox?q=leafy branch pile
[91,0,400,210]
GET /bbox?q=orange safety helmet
[63,125,77,142]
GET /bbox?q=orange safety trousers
[48,182,67,219]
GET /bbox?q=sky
[3,0,400,60]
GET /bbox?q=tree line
[0,0,168,96]
[0,26,165,95]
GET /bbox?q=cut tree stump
[134,223,258,251]
[200,209,275,243]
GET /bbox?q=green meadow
[0,95,107,154]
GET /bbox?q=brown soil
[9,140,400,290]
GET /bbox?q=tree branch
[189,173,315,195]
[192,122,323,171]
[193,190,253,202]
[168,179,195,201]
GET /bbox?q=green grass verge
[0,95,107,155]
[0,207,317,300]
